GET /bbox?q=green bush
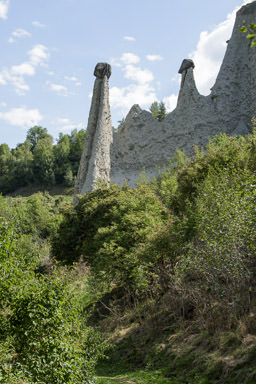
[172,134,250,212]
[52,183,168,289]
[151,148,188,209]
[0,218,105,383]
[0,193,69,241]
[176,167,256,321]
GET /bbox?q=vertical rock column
[177,59,197,103]
[73,63,112,204]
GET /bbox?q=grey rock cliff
[75,2,256,196]
[73,63,112,204]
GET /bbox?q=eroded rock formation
[75,2,256,199]
[73,63,113,204]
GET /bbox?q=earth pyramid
[74,1,256,203]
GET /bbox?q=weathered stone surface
[178,59,195,74]
[73,70,112,204]
[75,2,256,196]
[94,63,111,79]
[109,2,256,188]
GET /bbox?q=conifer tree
[158,101,167,121]
[149,101,159,119]
[150,101,167,121]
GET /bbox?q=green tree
[54,134,71,183]
[149,101,159,119]
[149,101,167,121]
[64,167,74,186]
[26,126,52,151]
[33,136,55,186]
[0,127,86,193]
[117,117,125,130]
[68,128,86,175]
[0,144,14,193]
[12,140,34,187]
[158,101,167,121]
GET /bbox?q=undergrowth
[55,129,256,383]
[2,128,256,382]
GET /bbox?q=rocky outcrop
[75,2,256,196]
[109,1,256,187]
[73,63,113,204]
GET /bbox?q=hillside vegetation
[0,126,85,194]
[1,123,256,383]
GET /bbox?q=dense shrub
[0,193,70,241]
[151,148,188,209]
[171,134,251,212]
[0,218,105,383]
[52,183,168,288]
[178,168,256,295]
[51,129,256,334]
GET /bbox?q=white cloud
[0,102,7,107]
[1,69,30,95]
[163,94,178,112]
[171,74,180,84]
[0,0,9,20]
[0,107,43,127]
[123,36,135,41]
[48,83,69,96]
[146,54,163,62]
[32,20,46,28]
[60,122,84,131]
[120,52,140,64]
[109,52,156,114]
[109,58,122,67]
[64,75,81,86]
[242,0,254,4]
[11,63,35,76]
[0,44,50,95]
[28,44,50,66]
[64,76,78,82]
[0,73,6,85]
[110,84,157,114]
[55,117,70,124]
[53,117,84,131]
[8,28,31,43]
[124,64,154,84]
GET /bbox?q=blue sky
[0,0,253,148]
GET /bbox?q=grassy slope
[92,300,256,384]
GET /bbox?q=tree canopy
[0,126,86,194]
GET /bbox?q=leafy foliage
[2,119,256,382]
[26,126,52,151]
[240,23,256,47]
[53,128,256,307]
[52,183,168,289]
[149,101,167,121]
[177,168,256,303]
[0,126,86,194]
[170,134,251,213]
[0,218,105,383]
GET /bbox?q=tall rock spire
[73,63,112,205]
